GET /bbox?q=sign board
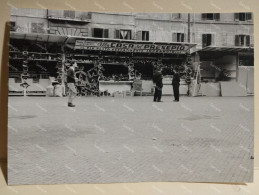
[75,40,191,54]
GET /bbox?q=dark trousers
[154,86,162,102]
[173,84,179,101]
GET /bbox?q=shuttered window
[234,13,253,21]
[201,13,220,20]
[202,34,214,47]
[173,33,185,42]
[235,35,250,46]
[92,28,109,38]
[114,29,132,40]
[142,31,149,41]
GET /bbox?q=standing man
[153,67,163,102]
[67,61,78,107]
[172,66,180,102]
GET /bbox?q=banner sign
[75,40,190,54]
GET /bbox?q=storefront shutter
[104,29,109,38]
[250,35,254,46]
[172,33,177,42]
[202,34,207,47]
[234,13,239,21]
[192,32,195,42]
[246,35,250,46]
[91,28,95,37]
[136,31,142,40]
[211,34,215,46]
[114,29,120,39]
[246,13,252,21]
[214,13,220,21]
[184,33,187,42]
[235,35,240,46]
[146,31,149,41]
[128,30,132,39]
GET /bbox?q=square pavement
[8,96,254,185]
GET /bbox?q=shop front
[8,32,196,96]
[65,37,196,96]
[192,46,254,96]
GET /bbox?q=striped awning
[199,45,254,53]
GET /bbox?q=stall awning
[10,32,197,55]
[10,32,68,43]
[198,45,254,53]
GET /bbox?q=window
[234,13,252,21]
[31,23,45,33]
[136,31,149,41]
[92,28,109,38]
[64,10,75,18]
[114,29,132,40]
[235,35,250,46]
[201,13,220,21]
[142,31,149,41]
[172,33,185,42]
[10,21,16,31]
[202,34,214,47]
[172,13,181,19]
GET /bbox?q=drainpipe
[188,13,190,43]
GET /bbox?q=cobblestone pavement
[8,96,254,185]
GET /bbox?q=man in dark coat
[153,67,163,102]
[172,67,180,102]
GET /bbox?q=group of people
[153,66,180,102]
[65,61,181,107]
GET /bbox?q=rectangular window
[142,31,149,41]
[201,13,220,21]
[177,33,185,42]
[64,10,75,18]
[172,33,185,42]
[235,35,250,46]
[202,34,214,47]
[234,12,253,21]
[114,29,132,40]
[92,28,109,38]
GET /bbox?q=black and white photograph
[8,8,254,185]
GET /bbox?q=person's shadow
[0,22,10,184]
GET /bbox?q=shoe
[157,100,163,102]
[68,103,76,107]
[173,100,179,102]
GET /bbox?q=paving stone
[8,96,254,185]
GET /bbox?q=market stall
[9,32,197,97]
[193,46,254,96]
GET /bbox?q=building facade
[9,9,254,96]
[10,10,254,48]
